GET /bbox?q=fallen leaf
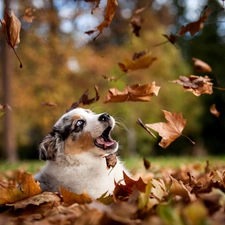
[22,8,35,23]
[0,7,23,68]
[67,85,99,111]
[41,102,57,107]
[104,153,117,169]
[104,82,160,103]
[210,104,220,118]
[142,110,194,148]
[177,6,211,36]
[85,0,118,40]
[172,75,213,96]
[118,50,157,72]
[0,172,42,205]
[192,58,212,73]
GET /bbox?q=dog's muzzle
[94,126,117,150]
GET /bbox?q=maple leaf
[22,8,36,23]
[67,85,100,111]
[177,6,211,36]
[172,75,213,96]
[118,50,157,72]
[192,58,212,73]
[85,0,118,40]
[141,110,194,148]
[0,7,23,68]
[0,172,42,205]
[59,187,92,205]
[210,104,220,118]
[104,82,160,103]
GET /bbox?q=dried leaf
[84,0,101,13]
[104,153,117,169]
[22,8,35,23]
[41,102,57,107]
[0,172,42,205]
[143,158,151,170]
[0,7,23,68]
[67,85,99,111]
[192,58,212,73]
[85,0,118,40]
[104,82,160,103]
[177,6,211,36]
[172,75,213,96]
[118,50,157,72]
[59,187,92,205]
[163,33,178,45]
[144,110,190,148]
[210,104,220,118]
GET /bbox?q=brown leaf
[104,82,160,103]
[22,8,36,23]
[143,158,151,170]
[85,0,118,40]
[118,50,157,72]
[67,85,100,111]
[210,104,220,118]
[162,33,178,45]
[177,6,211,36]
[41,102,57,107]
[59,187,92,205]
[0,104,11,116]
[192,58,212,73]
[145,110,189,148]
[7,192,60,210]
[172,75,213,96]
[84,0,101,13]
[104,153,117,169]
[0,7,23,68]
[0,172,42,205]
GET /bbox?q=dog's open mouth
[94,126,117,150]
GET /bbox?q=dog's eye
[76,120,84,127]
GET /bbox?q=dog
[34,108,129,198]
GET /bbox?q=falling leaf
[104,153,117,169]
[210,104,220,118]
[102,74,117,82]
[67,85,100,111]
[192,58,212,73]
[41,102,57,107]
[59,187,92,205]
[0,172,42,205]
[172,75,213,96]
[85,0,118,40]
[118,50,157,72]
[0,7,23,68]
[104,82,160,103]
[177,6,211,36]
[162,33,178,45]
[22,8,36,23]
[142,110,194,148]
[143,158,151,170]
[84,0,101,13]
[0,104,11,117]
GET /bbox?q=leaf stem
[182,134,195,145]
[12,47,23,68]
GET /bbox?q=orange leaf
[192,58,212,73]
[104,82,160,103]
[22,8,36,23]
[118,50,157,72]
[0,172,42,205]
[85,0,118,39]
[59,187,92,205]
[210,104,220,118]
[145,110,191,148]
[177,6,211,36]
[172,75,213,96]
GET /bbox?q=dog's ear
[38,130,63,161]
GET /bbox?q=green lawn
[0,155,224,174]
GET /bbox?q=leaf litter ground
[0,159,225,225]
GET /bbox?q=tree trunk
[1,1,18,162]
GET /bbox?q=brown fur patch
[64,132,95,155]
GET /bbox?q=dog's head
[39,108,118,161]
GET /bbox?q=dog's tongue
[96,137,115,149]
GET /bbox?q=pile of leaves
[0,160,225,225]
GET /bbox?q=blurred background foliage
[0,0,225,161]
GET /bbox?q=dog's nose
[99,113,111,122]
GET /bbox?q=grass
[0,155,224,174]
